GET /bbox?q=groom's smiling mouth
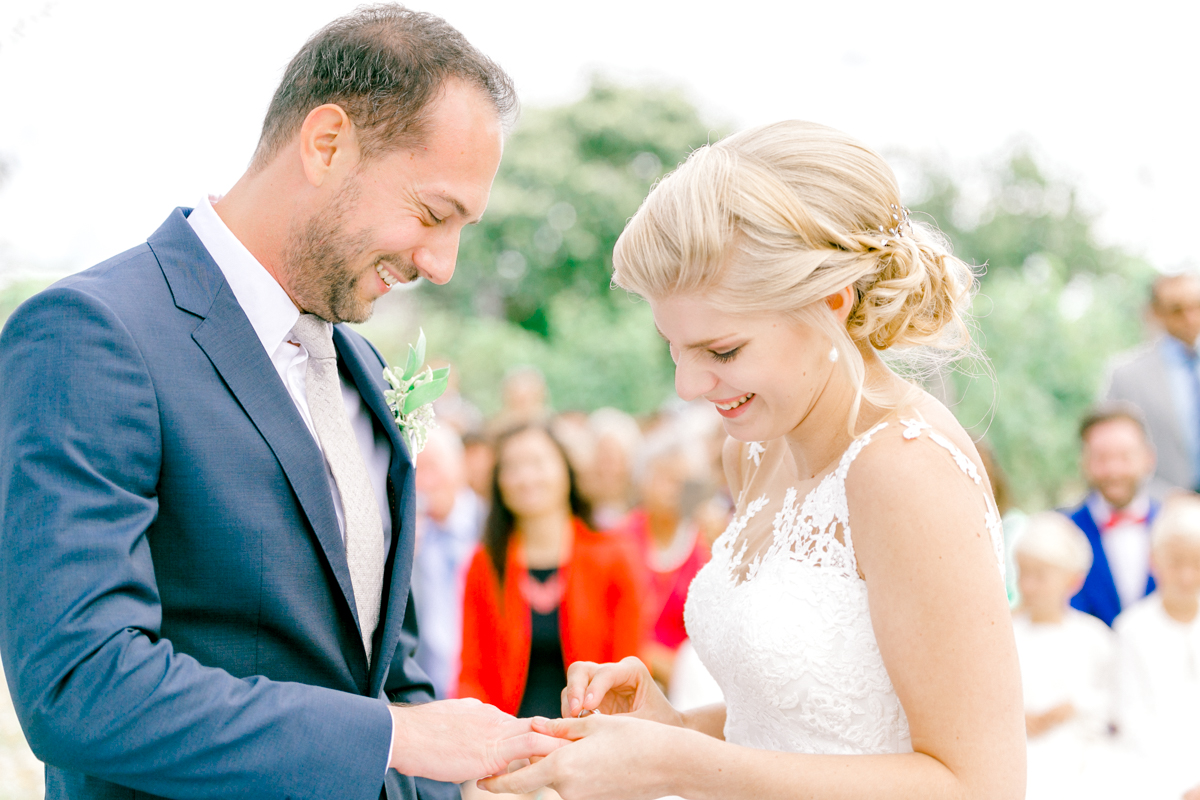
[374,258,418,289]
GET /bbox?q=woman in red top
[458,422,644,717]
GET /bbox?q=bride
[479,120,1026,799]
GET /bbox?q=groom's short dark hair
[251,4,517,169]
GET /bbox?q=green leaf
[415,328,427,367]
[403,374,449,414]
[430,366,451,382]
[402,344,419,382]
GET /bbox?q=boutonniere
[382,330,449,457]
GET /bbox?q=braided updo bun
[612,120,974,359]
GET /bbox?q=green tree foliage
[423,78,722,335]
[363,293,675,418]
[0,85,1159,511]
[900,148,1155,508]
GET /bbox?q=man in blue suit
[1067,404,1161,627]
[0,7,558,799]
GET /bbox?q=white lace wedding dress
[684,420,1005,755]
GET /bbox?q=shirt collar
[1087,490,1151,526]
[187,196,302,355]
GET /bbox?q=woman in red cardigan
[458,422,644,718]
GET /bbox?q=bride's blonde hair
[612,120,976,420]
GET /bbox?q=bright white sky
[1,0,1197,278]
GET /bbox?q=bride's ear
[825,285,855,323]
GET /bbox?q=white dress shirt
[1087,493,1152,611]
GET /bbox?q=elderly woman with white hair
[1010,512,1117,800]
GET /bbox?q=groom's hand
[560,657,682,728]
[387,698,567,783]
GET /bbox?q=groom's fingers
[494,731,570,766]
[496,714,537,739]
[531,715,591,740]
[478,759,553,796]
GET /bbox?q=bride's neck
[783,350,898,479]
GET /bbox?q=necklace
[519,568,565,614]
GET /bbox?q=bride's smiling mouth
[712,392,755,418]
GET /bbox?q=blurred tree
[898,147,1156,509]
[422,77,722,336]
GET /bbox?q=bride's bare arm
[483,432,1024,800]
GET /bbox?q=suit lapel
[333,327,417,695]
[1076,505,1122,616]
[149,210,360,631]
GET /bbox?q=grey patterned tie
[291,313,384,664]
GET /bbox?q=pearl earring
[828,346,839,363]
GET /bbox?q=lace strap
[897,419,1007,576]
[833,420,892,481]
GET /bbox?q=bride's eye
[711,346,742,363]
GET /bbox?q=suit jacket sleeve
[0,288,392,800]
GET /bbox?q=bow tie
[1103,509,1147,530]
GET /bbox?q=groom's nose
[412,228,462,285]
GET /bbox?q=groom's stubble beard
[281,177,419,324]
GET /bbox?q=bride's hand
[560,656,682,727]
[478,714,684,800]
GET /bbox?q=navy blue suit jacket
[1067,500,1157,627]
[0,210,456,800]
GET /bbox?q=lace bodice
[684,420,1004,755]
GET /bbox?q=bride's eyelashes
[710,345,743,363]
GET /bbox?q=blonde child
[1011,512,1117,799]
[1113,493,1200,798]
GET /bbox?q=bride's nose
[674,356,717,402]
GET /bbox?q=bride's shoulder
[843,404,1002,578]
[844,396,992,515]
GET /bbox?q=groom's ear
[299,104,360,188]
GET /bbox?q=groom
[0,6,555,800]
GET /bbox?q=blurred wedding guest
[429,359,483,434]
[585,407,642,530]
[1068,404,1161,626]
[1105,272,1200,492]
[1011,513,1116,800]
[487,365,549,434]
[547,411,595,483]
[461,430,495,504]
[1112,494,1200,796]
[457,423,643,718]
[411,428,485,699]
[617,435,711,687]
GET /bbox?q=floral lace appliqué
[684,420,1007,759]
